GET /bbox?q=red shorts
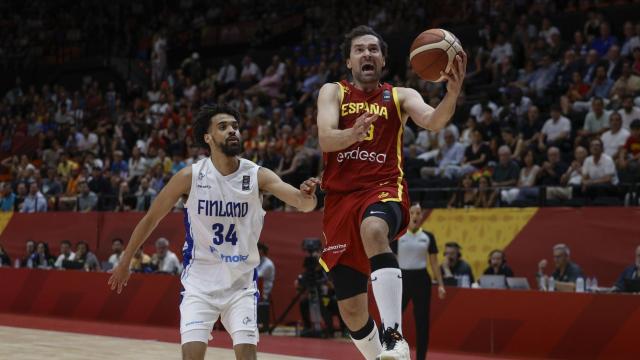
[320,186,409,275]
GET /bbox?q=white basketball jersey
[181,157,265,294]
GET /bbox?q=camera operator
[296,238,345,338]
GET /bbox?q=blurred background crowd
[2,0,640,212]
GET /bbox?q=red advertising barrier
[1,268,638,359]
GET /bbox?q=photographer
[296,238,345,338]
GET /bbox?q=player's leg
[180,291,219,360]
[233,344,257,360]
[220,289,259,360]
[330,264,382,360]
[182,342,207,360]
[361,201,409,358]
[412,271,431,360]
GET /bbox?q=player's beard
[218,138,241,156]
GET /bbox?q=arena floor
[0,313,524,360]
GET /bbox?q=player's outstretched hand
[350,112,378,143]
[300,177,320,198]
[440,51,467,97]
[108,262,131,294]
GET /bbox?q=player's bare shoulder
[173,164,193,197]
[318,82,340,103]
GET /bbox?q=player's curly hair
[193,104,240,148]
[341,25,388,60]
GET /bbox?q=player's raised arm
[399,52,467,132]
[317,83,377,152]
[258,167,318,212]
[108,166,192,293]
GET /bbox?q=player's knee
[360,218,389,244]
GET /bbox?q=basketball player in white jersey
[108,104,319,360]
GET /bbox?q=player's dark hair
[341,25,388,60]
[193,104,241,148]
[630,119,640,130]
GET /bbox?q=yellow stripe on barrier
[0,212,13,238]
[422,208,538,280]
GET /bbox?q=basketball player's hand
[300,177,320,198]
[438,285,446,300]
[350,112,378,143]
[440,51,467,97]
[108,262,131,294]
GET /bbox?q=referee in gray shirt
[392,203,446,360]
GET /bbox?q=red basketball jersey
[321,80,407,200]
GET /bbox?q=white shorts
[180,286,259,346]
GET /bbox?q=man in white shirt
[540,105,571,147]
[582,138,619,199]
[108,238,124,268]
[601,112,630,157]
[152,237,182,275]
[240,56,262,84]
[620,95,640,130]
[217,59,237,86]
[54,240,75,269]
[489,34,513,65]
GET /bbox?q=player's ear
[204,134,212,144]
[346,58,352,70]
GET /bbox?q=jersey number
[364,124,375,141]
[211,223,238,246]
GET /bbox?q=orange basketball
[409,28,463,82]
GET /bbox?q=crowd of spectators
[0,238,182,274]
[1,1,640,213]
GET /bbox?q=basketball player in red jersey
[317,26,466,360]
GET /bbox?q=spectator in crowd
[614,245,640,292]
[447,174,476,208]
[0,244,11,266]
[130,247,152,273]
[501,127,524,161]
[151,237,182,275]
[580,97,611,139]
[257,242,275,301]
[618,119,640,183]
[474,175,496,208]
[441,242,475,285]
[76,180,98,212]
[0,182,16,212]
[482,249,514,277]
[619,95,640,130]
[538,243,584,285]
[419,130,466,179]
[54,240,75,269]
[556,146,589,199]
[73,241,101,272]
[500,149,540,204]
[538,146,569,188]
[601,112,630,158]
[492,146,520,188]
[461,130,491,175]
[135,177,157,211]
[32,242,54,269]
[539,105,571,151]
[20,240,36,268]
[20,182,47,213]
[582,138,619,198]
[108,238,124,269]
[591,22,617,56]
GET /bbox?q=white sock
[351,322,383,360]
[371,267,403,334]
